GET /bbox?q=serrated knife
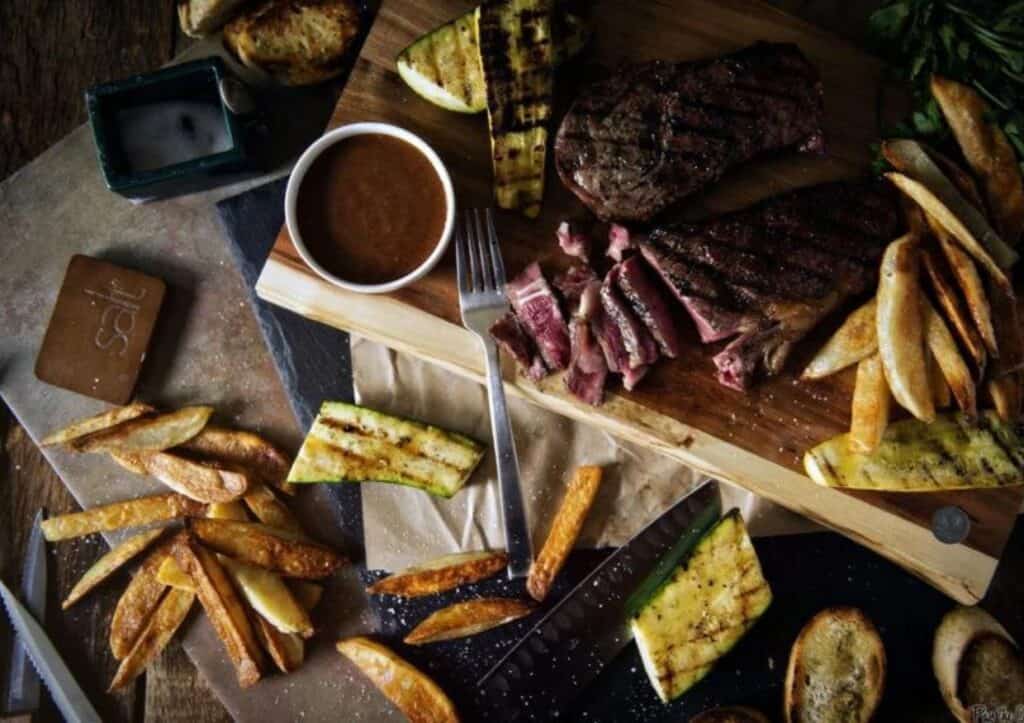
[475,478,722,721]
[5,510,46,718]
[0,513,102,723]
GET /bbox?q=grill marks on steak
[615,256,683,358]
[554,42,825,221]
[601,266,660,371]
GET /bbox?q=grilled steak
[506,262,571,372]
[490,313,548,381]
[554,42,825,222]
[616,256,683,358]
[566,283,609,405]
[640,181,902,389]
[602,266,660,372]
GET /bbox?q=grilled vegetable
[923,299,975,416]
[397,7,588,114]
[476,0,555,217]
[63,529,166,609]
[631,511,771,703]
[850,354,891,454]
[41,493,206,542]
[367,550,507,597]
[108,587,195,691]
[110,539,176,660]
[804,412,1024,491]
[219,557,313,637]
[404,598,534,645]
[41,402,155,446]
[527,465,602,602]
[143,452,251,503]
[190,519,346,579]
[176,425,294,494]
[802,297,877,380]
[70,406,214,453]
[287,402,484,498]
[337,637,459,723]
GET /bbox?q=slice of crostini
[784,607,886,723]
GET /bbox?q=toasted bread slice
[179,0,251,37]
[784,607,886,723]
[223,0,361,86]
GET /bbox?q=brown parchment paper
[352,338,819,573]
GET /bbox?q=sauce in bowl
[295,133,448,286]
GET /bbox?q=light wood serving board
[257,0,1023,603]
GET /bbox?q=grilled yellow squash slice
[804,411,1024,491]
[631,511,772,703]
[476,0,555,217]
[287,402,484,497]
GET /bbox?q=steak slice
[642,181,902,389]
[615,256,683,358]
[490,313,548,381]
[553,264,599,306]
[565,287,609,406]
[506,262,571,371]
[555,42,825,221]
[601,266,660,370]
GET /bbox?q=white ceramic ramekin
[284,122,455,294]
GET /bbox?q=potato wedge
[207,500,250,521]
[41,402,155,447]
[41,493,206,542]
[404,598,535,645]
[242,484,305,536]
[928,351,952,409]
[802,298,877,380]
[108,587,195,691]
[990,284,1024,377]
[921,247,987,369]
[172,535,264,687]
[254,614,304,673]
[288,581,323,611]
[336,637,459,723]
[527,465,603,602]
[110,539,176,659]
[176,426,294,494]
[934,227,999,358]
[931,76,1024,244]
[366,551,507,598]
[111,451,150,476]
[63,528,166,609]
[156,555,196,592]
[219,556,313,637]
[143,452,250,503]
[924,300,976,417]
[72,406,214,454]
[987,374,1022,423]
[190,519,345,579]
[886,172,1012,289]
[919,143,986,211]
[850,354,890,455]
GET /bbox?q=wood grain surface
[260,0,1023,602]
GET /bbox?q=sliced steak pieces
[566,314,608,406]
[615,256,683,358]
[553,264,599,306]
[490,313,548,382]
[507,262,571,371]
[555,42,825,221]
[602,266,660,370]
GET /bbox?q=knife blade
[5,509,46,716]
[475,478,722,721]
[0,580,103,723]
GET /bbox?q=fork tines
[456,208,507,297]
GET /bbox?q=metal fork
[455,208,532,579]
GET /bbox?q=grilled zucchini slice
[804,411,1024,491]
[476,0,555,218]
[631,511,772,703]
[287,402,484,498]
[397,7,588,114]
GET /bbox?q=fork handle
[481,338,533,579]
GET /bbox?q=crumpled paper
[351,337,819,572]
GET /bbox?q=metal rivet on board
[932,505,970,544]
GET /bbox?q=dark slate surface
[215,182,957,722]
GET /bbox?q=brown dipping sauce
[297,133,447,285]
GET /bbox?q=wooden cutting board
[256,0,1023,603]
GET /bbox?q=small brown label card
[35,255,166,404]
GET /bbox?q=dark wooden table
[1,2,1021,722]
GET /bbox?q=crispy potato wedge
[176,426,294,494]
[802,298,877,380]
[367,551,508,598]
[928,351,953,409]
[207,500,250,521]
[989,284,1024,377]
[924,300,976,417]
[143,452,250,503]
[72,406,214,454]
[920,142,986,211]
[190,519,345,579]
[254,614,304,673]
[876,234,934,422]
[173,535,264,687]
[337,637,459,723]
[156,555,197,592]
[934,227,999,358]
[41,494,206,542]
[110,539,176,659]
[219,556,313,637]
[111,451,150,476]
[987,374,1022,423]
[527,466,603,602]
[242,484,304,536]
[850,354,890,454]
[404,598,535,645]
[288,581,323,611]
[63,528,166,609]
[41,402,156,447]
[886,171,1012,288]
[931,76,1024,244]
[108,587,195,691]
[921,247,987,369]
